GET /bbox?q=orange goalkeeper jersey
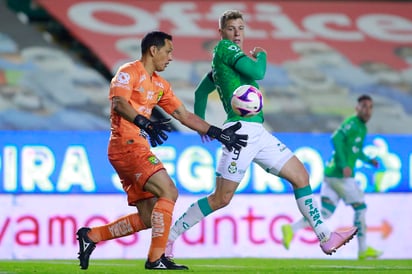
[108,60,182,153]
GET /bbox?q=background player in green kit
[166,9,357,257]
[281,94,383,260]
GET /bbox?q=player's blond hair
[219,10,244,29]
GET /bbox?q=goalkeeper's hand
[133,115,172,147]
[206,122,248,152]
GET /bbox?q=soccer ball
[231,85,263,117]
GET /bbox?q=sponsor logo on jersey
[117,72,130,84]
[139,74,146,83]
[147,90,155,100]
[154,81,164,88]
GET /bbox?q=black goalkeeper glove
[206,122,248,152]
[133,115,172,147]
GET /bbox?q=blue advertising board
[0,131,410,194]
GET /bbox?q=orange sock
[87,213,147,243]
[147,197,175,262]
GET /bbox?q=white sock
[294,186,331,242]
[291,205,334,233]
[169,197,213,241]
[291,217,310,232]
[355,206,367,253]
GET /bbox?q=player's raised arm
[170,104,248,151]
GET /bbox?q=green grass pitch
[0,258,411,274]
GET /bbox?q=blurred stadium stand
[1,0,412,132]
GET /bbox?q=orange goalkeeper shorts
[108,144,164,206]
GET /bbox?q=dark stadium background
[0,0,411,261]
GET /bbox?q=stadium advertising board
[0,194,410,259]
[0,131,410,194]
[36,0,412,71]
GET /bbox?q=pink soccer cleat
[165,240,175,259]
[320,227,358,255]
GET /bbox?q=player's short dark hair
[358,94,372,103]
[141,31,172,54]
[219,10,243,29]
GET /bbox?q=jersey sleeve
[216,40,266,80]
[358,131,374,164]
[157,79,183,114]
[109,63,136,100]
[217,40,245,67]
[235,52,267,80]
[194,71,216,119]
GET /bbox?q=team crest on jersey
[116,72,130,84]
[148,155,160,165]
[157,90,164,102]
[227,161,237,174]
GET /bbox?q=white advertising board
[0,194,409,259]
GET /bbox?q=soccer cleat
[76,227,96,270]
[281,224,294,250]
[358,246,383,260]
[145,254,189,270]
[165,240,175,258]
[320,226,358,255]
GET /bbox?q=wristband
[206,125,221,138]
[133,115,150,129]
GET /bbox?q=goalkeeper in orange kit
[75,31,247,270]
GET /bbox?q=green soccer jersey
[324,115,373,178]
[198,39,266,124]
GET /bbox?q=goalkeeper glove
[133,115,172,147]
[206,122,248,152]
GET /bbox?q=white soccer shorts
[216,121,293,183]
[321,176,365,205]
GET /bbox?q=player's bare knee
[289,174,309,189]
[278,166,309,189]
[159,185,178,201]
[168,187,179,202]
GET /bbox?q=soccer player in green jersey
[166,9,357,257]
[281,94,383,259]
